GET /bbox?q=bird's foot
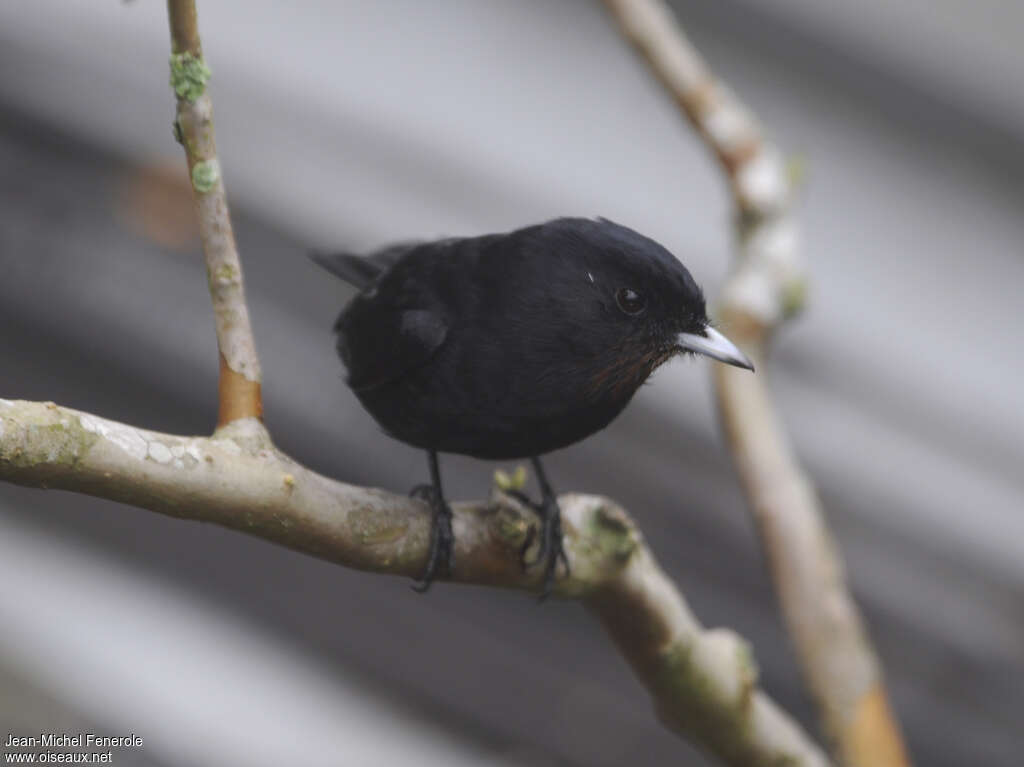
[533,495,570,601]
[501,489,570,600]
[409,484,455,593]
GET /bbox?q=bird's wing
[318,239,452,391]
[338,304,449,392]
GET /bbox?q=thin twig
[601,1,910,764]
[0,397,829,767]
[168,0,262,427]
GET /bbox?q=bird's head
[518,218,753,398]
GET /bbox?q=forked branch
[0,398,828,767]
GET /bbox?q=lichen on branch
[169,51,211,102]
[166,0,262,426]
[0,397,828,767]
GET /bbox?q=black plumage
[313,217,753,595]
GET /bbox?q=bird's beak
[676,326,755,371]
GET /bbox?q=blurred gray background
[0,1,1021,765]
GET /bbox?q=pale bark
[169,0,262,425]
[0,398,828,767]
[601,1,910,764]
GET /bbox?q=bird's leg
[527,456,570,599]
[411,450,455,593]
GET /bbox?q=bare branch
[601,1,910,764]
[0,397,828,767]
[167,0,262,426]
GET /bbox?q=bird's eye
[615,287,646,316]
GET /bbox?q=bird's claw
[502,489,538,511]
[410,484,455,593]
[517,525,537,572]
[501,488,569,599]
[534,498,570,601]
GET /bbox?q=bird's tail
[309,252,383,290]
[309,242,416,290]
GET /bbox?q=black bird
[313,217,753,596]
